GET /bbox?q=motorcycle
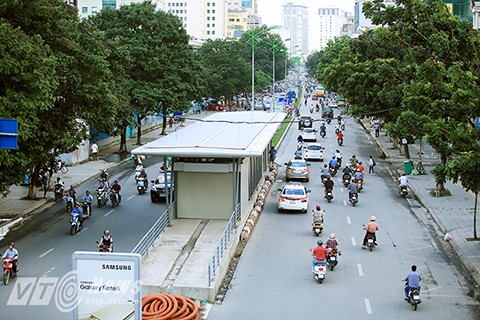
[342,174,351,188]
[329,167,337,177]
[349,193,358,207]
[311,255,327,283]
[365,233,376,252]
[294,149,303,159]
[70,214,82,235]
[96,241,113,253]
[134,167,143,182]
[96,188,109,208]
[341,123,345,131]
[337,137,343,146]
[324,189,334,203]
[110,190,119,208]
[320,129,326,138]
[65,195,74,213]
[137,177,147,195]
[54,160,68,174]
[309,107,313,114]
[327,248,339,271]
[399,185,408,198]
[315,105,320,112]
[321,176,328,185]
[326,118,331,124]
[406,286,421,311]
[335,127,340,135]
[54,184,64,201]
[3,258,16,285]
[354,178,363,192]
[312,221,323,236]
[82,201,91,217]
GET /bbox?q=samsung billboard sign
[72,252,141,320]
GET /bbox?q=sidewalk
[0,119,190,240]
[359,118,480,293]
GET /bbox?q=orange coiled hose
[142,293,203,320]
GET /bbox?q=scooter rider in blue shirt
[404,265,422,301]
[83,190,94,216]
[329,156,337,169]
[71,202,84,228]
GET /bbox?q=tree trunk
[474,193,478,240]
[27,165,41,200]
[161,106,167,135]
[118,125,128,154]
[136,115,144,145]
[403,144,410,159]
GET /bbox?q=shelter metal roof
[131,111,287,158]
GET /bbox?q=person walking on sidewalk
[374,122,380,137]
[368,156,376,175]
[91,141,99,161]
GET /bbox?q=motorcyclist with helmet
[320,164,330,181]
[326,233,339,249]
[324,176,334,198]
[312,205,325,223]
[83,190,94,216]
[2,242,18,275]
[71,202,84,228]
[98,230,113,252]
[111,180,122,203]
[350,154,359,168]
[362,216,379,248]
[312,240,328,268]
[357,161,365,175]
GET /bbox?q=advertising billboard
[72,252,141,320]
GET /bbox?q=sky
[258,0,356,26]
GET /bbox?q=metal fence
[208,203,241,287]
[131,202,176,256]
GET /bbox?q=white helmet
[330,233,336,239]
[370,216,376,221]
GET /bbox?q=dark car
[298,116,313,130]
[322,107,334,119]
[150,173,174,202]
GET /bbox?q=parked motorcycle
[349,193,359,207]
[324,189,334,203]
[96,188,109,208]
[406,286,421,311]
[70,214,82,235]
[399,185,408,198]
[137,177,147,195]
[110,190,120,208]
[3,258,16,285]
[327,248,339,271]
[54,183,64,201]
[312,221,323,236]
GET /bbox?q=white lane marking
[343,200,347,206]
[41,267,55,278]
[105,209,114,217]
[351,236,357,246]
[364,298,372,314]
[347,216,351,224]
[39,248,54,258]
[357,263,364,276]
[127,194,135,201]
[77,227,88,235]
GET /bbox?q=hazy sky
[258,0,356,26]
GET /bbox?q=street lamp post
[268,39,289,113]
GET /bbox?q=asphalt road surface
[208,102,480,319]
[0,159,166,319]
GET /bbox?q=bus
[314,86,325,99]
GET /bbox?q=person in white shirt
[399,173,409,187]
[91,142,99,161]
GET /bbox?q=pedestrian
[368,156,376,175]
[91,141,99,161]
[269,146,277,167]
[374,122,380,138]
[42,172,49,198]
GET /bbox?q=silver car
[285,159,310,182]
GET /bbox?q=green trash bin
[404,160,413,175]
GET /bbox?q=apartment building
[283,3,309,57]
[76,0,144,19]
[317,7,349,50]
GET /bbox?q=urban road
[207,103,480,319]
[0,159,166,319]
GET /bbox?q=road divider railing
[131,202,176,256]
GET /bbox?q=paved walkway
[359,118,480,294]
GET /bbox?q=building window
[82,7,88,13]
[102,0,116,10]
[207,31,210,34]
[92,6,98,14]
[212,30,215,34]
[180,9,183,13]
[208,17,210,20]
[207,9,210,13]
[212,2,215,6]
[212,9,215,13]
[212,16,215,21]
[207,23,210,27]
[207,2,210,6]
[212,23,215,27]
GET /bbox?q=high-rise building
[166,1,228,40]
[227,0,257,14]
[76,0,144,19]
[283,3,309,57]
[227,9,249,37]
[316,8,349,50]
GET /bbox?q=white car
[301,128,317,142]
[329,103,338,108]
[278,182,310,213]
[304,143,324,161]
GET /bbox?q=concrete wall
[176,169,233,219]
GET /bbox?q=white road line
[39,248,54,258]
[41,267,55,278]
[343,200,347,207]
[347,216,351,224]
[357,263,364,276]
[406,199,413,206]
[77,227,88,235]
[105,209,114,217]
[364,298,372,314]
[351,236,357,246]
[127,194,135,201]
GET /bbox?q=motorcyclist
[399,173,409,188]
[320,164,330,181]
[2,242,18,275]
[354,169,363,182]
[111,180,122,203]
[337,115,342,123]
[362,216,379,248]
[357,161,365,174]
[67,184,77,203]
[138,169,148,183]
[97,178,109,195]
[311,240,328,268]
[350,154,358,167]
[98,230,113,252]
[297,135,304,144]
[328,156,337,170]
[404,265,422,301]
[55,177,64,190]
[337,130,344,143]
[342,164,353,177]
[99,169,109,183]
[324,176,334,198]
[312,205,325,223]
[71,202,84,228]
[135,163,144,181]
[348,181,359,199]
[335,150,343,167]
[325,233,339,249]
[82,190,93,216]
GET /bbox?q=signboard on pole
[0,119,18,149]
[72,252,142,320]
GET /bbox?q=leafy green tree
[386,111,430,159]
[90,1,204,144]
[305,51,321,77]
